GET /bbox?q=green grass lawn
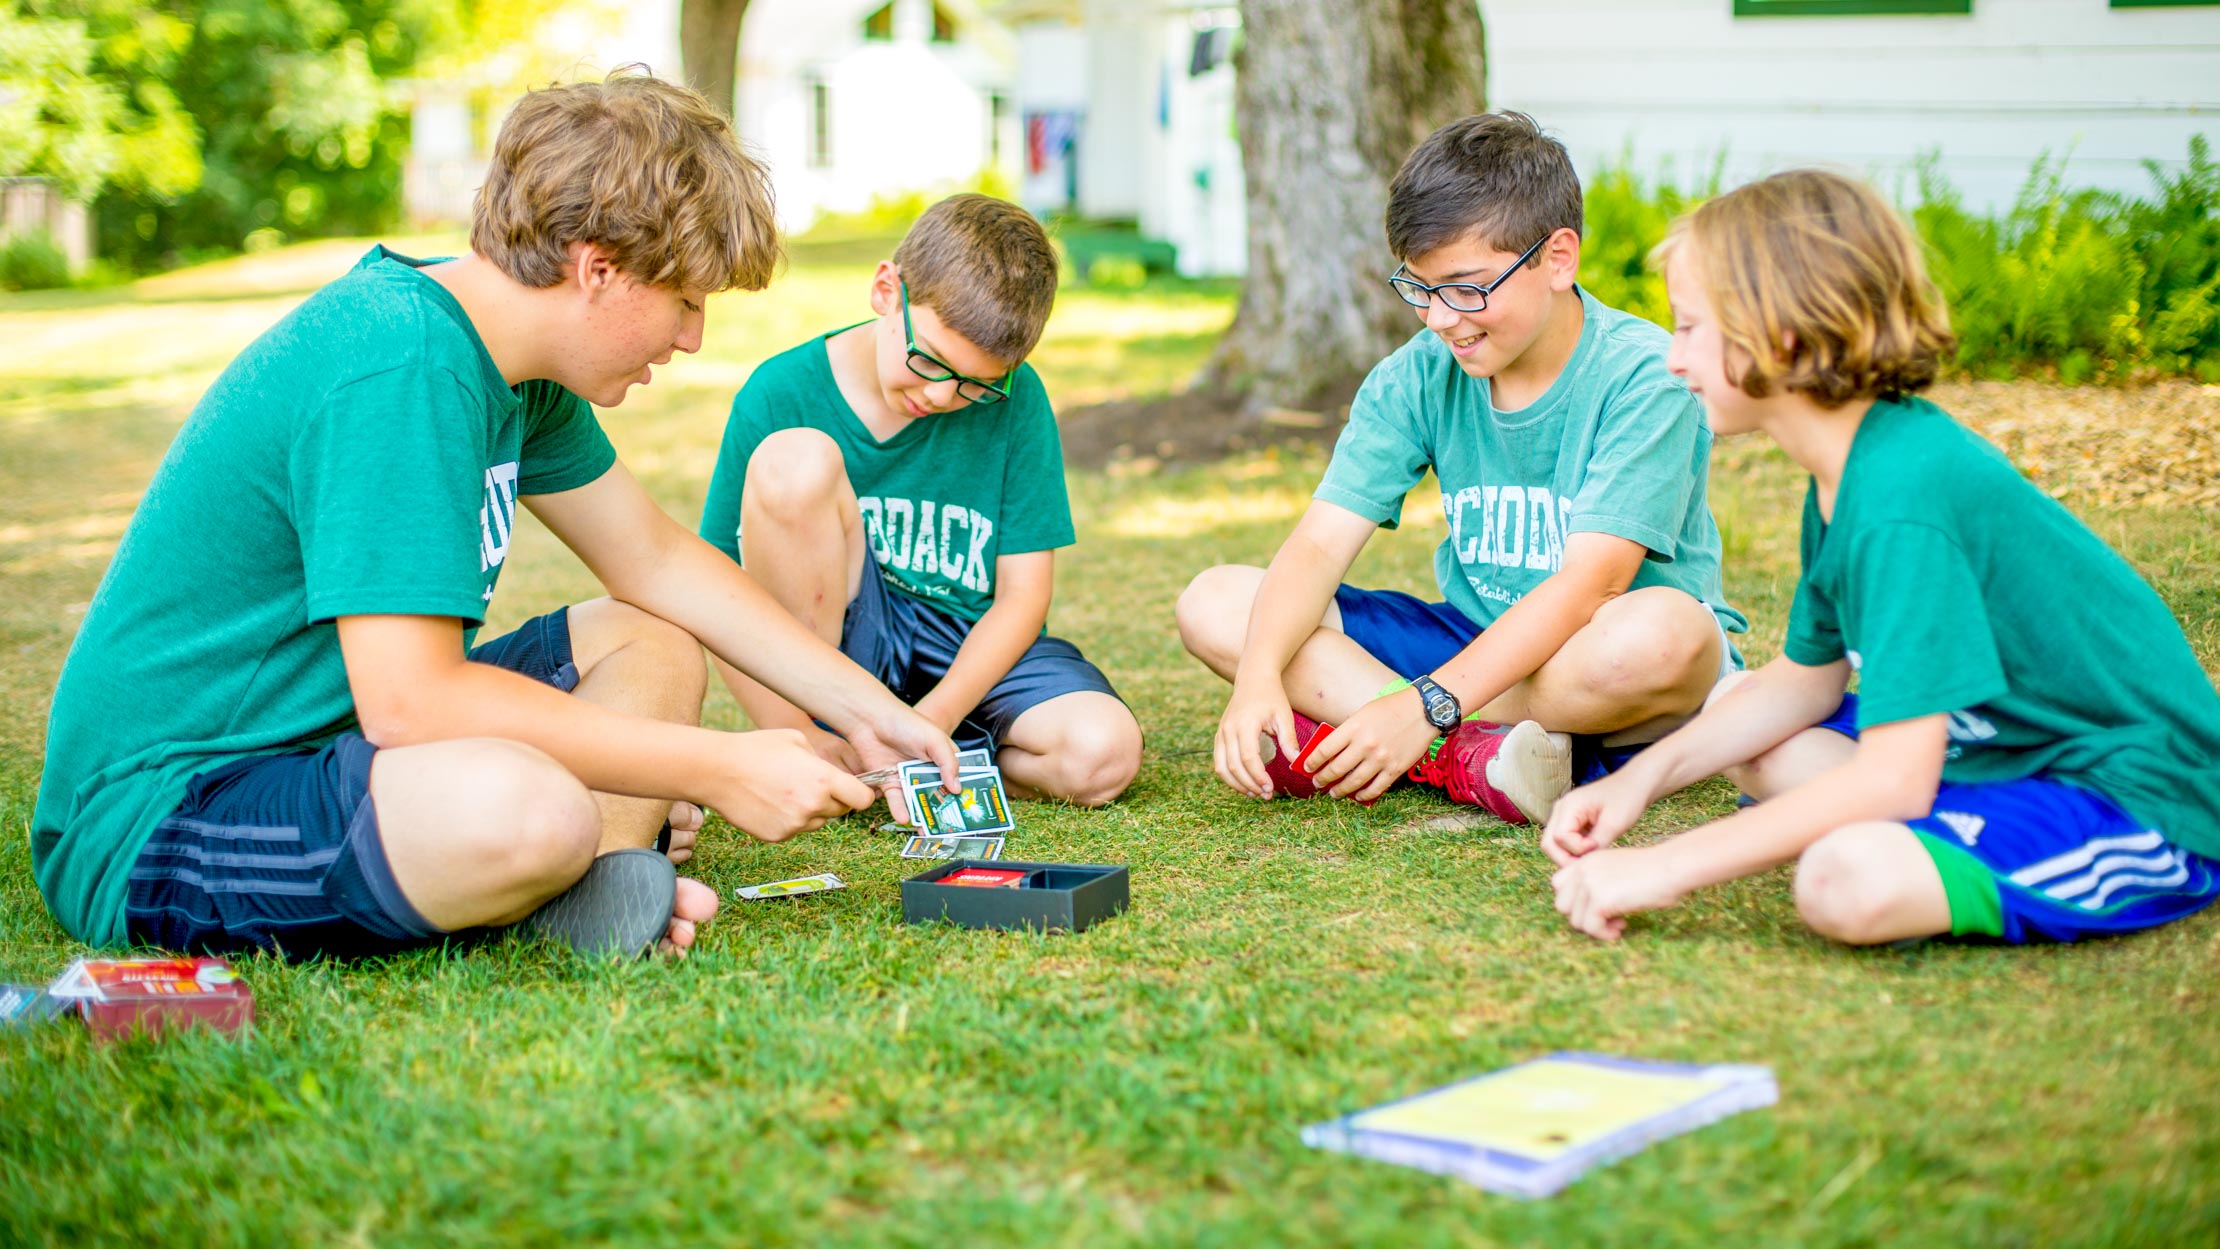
[2,238,2217,1247]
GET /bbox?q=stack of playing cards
[890,749,1014,860]
[43,956,255,1042]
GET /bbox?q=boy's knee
[744,428,848,517]
[1040,709,1143,807]
[1794,824,1914,945]
[1586,589,1719,704]
[1175,564,1262,662]
[464,742,601,890]
[573,598,709,719]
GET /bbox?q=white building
[405,0,1023,234]
[1010,1,1247,277]
[1487,0,2220,211]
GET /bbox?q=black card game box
[901,860,1130,933]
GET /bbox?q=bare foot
[657,876,720,958]
[663,801,705,866]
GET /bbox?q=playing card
[734,872,847,901]
[1291,721,1378,808]
[957,748,995,770]
[905,767,1015,838]
[940,867,1029,888]
[1,984,69,1026]
[899,834,1005,861]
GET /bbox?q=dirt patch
[1062,376,2220,507]
[1059,379,1359,472]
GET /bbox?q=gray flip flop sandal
[522,848,677,958]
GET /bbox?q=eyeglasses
[901,280,1010,405]
[1387,235,1551,314]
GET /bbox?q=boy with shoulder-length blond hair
[33,69,957,963]
[1545,168,2220,946]
[699,194,1141,808]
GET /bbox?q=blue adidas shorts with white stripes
[122,608,581,959]
[1815,695,2220,943]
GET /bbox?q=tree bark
[1204,0,1488,411]
[680,0,751,119]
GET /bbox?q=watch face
[1423,689,1459,728]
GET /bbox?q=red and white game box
[47,956,254,1042]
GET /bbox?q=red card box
[54,957,254,1042]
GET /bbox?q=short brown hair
[472,67,780,294]
[1385,112,1584,263]
[1654,169,1956,406]
[893,194,1058,363]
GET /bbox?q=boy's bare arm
[1304,531,1644,800]
[338,613,873,841]
[914,550,1053,735]
[1541,654,1851,864]
[1215,501,1375,796]
[1552,715,1948,940]
[522,463,959,789]
[1613,654,1853,799]
[1429,532,1647,713]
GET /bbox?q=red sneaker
[1262,713,1328,799]
[1406,719,1572,824]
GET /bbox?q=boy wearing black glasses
[1177,113,1744,824]
[699,194,1140,810]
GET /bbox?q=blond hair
[472,67,780,294]
[1654,169,1955,406]
[894,194,1058,363]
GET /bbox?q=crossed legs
[371,598,719,948]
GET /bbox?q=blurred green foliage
[0,1,202,202]
[0,0,572,273]
[0,229,71,290]
[1578,138,2220,383]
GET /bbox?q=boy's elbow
[351,680,459,749]
[1875,770,1941,823]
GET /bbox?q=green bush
[1577,138,2220,382]
[0,232,73,291]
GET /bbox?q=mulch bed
[1059,377,2220,508]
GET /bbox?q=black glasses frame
[900,279,1010,405]
[1387,234,1552,314]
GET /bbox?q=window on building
[988,92,1008,164]
[862,3,893,41]
[931,3,957,41]
[1733,0,1969,13]
[2109,0,2220,7]
[807,78,831,168]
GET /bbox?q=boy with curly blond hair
[34,70,956,962]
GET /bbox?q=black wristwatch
[1410,673,1462,732]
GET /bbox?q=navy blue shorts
[1332,584,1665,785]
[1808,693,2220,943]
[841,554,1122,755]
[123,609,582,959]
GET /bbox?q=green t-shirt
[32,246,617,944]
[1316,287,1746,638]
[1783,396,2220,858]
[697,331,1075,623]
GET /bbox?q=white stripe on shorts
[2008,830,2165,889]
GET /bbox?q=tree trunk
[680,0,751,119]
[1204,0,1487,411]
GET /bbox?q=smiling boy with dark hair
[1177,111,1745,823]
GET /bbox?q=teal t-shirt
[1783,396,2220,859]
[697,331,1075,623]
[1315,287,1745,638]
[32,246,617,944]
